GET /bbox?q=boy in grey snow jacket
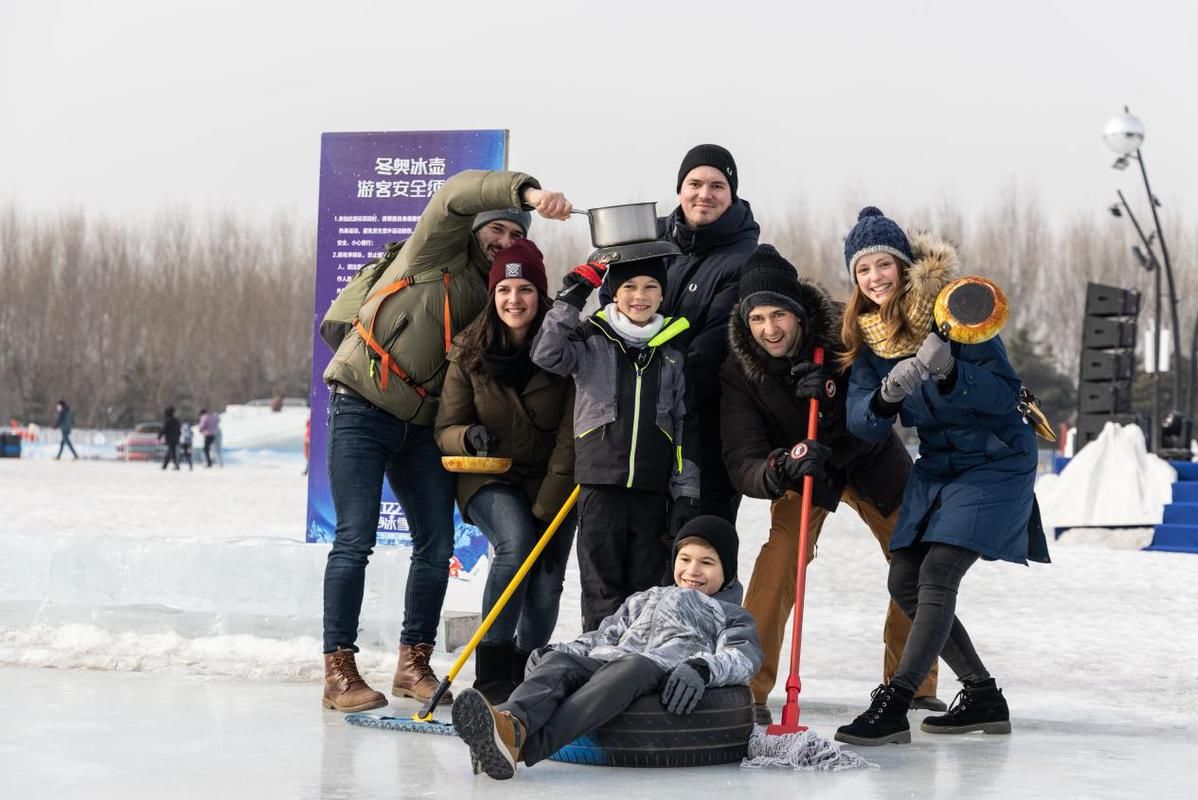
[531,248,701,630]
[454,515,761,780]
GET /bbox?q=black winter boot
[473,642,517,704]
[510,648,531,687]
[921,677,1011,735]
[834,683,914,746]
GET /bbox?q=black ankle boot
[835,683,914,746]
[472,642,517,705]
[921,677,1011,735]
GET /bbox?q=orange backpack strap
[354,259,467,394]
[352,318,427,397]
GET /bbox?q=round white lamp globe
[1104,112,1145,155]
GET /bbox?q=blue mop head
[344,712,458,736]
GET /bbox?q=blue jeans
[467,484,576,652]
[322,393,456,653]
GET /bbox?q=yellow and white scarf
[857,293,936,359]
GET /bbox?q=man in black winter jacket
[604,144,759,523]
[720,245,944,724]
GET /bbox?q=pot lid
[589,240,681,265]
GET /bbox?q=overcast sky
[2,1,1195,232]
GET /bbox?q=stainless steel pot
[572,202,658,247]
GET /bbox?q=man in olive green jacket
[321,169,572,713]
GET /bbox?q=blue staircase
[1052,457,1198,553]
[1146,461,1198,554]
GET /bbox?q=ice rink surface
[2,458,1197,798]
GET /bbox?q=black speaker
[1079,382,1133,414]
[1085,283,1141,317]
[1081,317,1137,350]
[1077,413,1145,448]
[1080,350,1134,382]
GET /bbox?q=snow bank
[1036,422,1175,529]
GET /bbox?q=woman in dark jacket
[834,208,1049,748]
[53,400,78,460]
[435,239,576,703]
[159,406,181,471]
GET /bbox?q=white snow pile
[1036,422,1175,546]
[217,402,308,450]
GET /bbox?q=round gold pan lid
[934,276,1010,344]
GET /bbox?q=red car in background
[115,422,168,461]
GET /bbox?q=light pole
[1104,107,1184,452]
[1109,194,1162,450]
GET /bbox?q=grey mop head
[344,712,458,737]
[741,724,874,771]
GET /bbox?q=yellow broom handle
[444,485,580,682]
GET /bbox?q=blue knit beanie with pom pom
[844,206,912,275]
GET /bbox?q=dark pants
[467,484,576,651]
[202,435,215,466]
[180,442,193,469]
[697,413,741,524]
[56,432,78,459]
[576,485,668,631]
[887,542,990,693]
[322,393,456,652]
[500,651,664,766]
[162,442,179,469]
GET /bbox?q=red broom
[767,346,824,736]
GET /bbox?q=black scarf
[482,341,536,392]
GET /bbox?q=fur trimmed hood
[728,276,843,382]
[904,231,959,304]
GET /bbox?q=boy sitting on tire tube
[454,515,762,780]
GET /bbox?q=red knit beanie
[488,239,548,297]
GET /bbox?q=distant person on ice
[319,169,574,713]
[52,400,78,460]
[159,406,181,470]
[179,420,194,470]
[453,515,762,781]
[834,207,1049,747]
[532,244,700,631]
[198,408,219,467]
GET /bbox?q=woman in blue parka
[831,207,1049,748]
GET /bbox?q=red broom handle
[773,346,824,733]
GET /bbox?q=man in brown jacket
[719,245,944,724]
[320,169,572,712]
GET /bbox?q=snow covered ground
[2,457,1196,798]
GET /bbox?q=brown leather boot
[452,688,526,780]
[322,648,387,712]
[392,643,453,704]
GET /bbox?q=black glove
[789,362,835,402]
[763,440,832,497]
[660,659,710,715]
[668,497,701,537]
[557,261,607,309]
[463,425,501,456]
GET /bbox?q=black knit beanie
[606,256,668,294]
[676,144,738,199]
[737,244,808,326]
[673,515,739,590]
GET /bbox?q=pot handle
[569,208,590,216]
